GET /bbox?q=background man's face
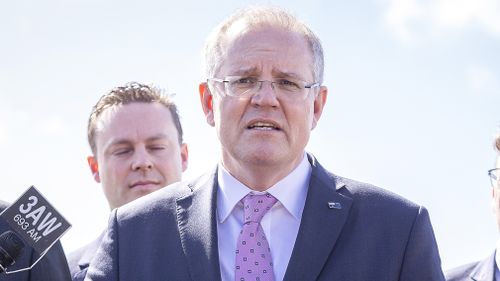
[89,102,188,209]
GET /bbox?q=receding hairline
[87,82,184,156]
[93,101,175,133]
[219,26,315,75]
[204,6,324,83]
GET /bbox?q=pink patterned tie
[235,193,277,281]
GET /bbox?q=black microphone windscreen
[0,231,25,273]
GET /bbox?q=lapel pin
[328,202,342,209]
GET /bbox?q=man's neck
[221,153,306,191]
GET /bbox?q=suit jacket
[85,154,445,281]
[67,233,104,281]
[445,252,495,281]
[0,200,71,281]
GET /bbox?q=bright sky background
[1,0,499,271]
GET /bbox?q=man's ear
[311,86,328,130]
[180,143,189,172]
[199,82,215,127]
[87,156,101,183]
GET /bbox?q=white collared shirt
[216,154,311,281]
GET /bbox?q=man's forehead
[94,102,173,137]
[106,134,170,146]
[96,102,168,126]
[224,23,303,46]
[95,104,121,132]
[219,32,313,79]
[222,65,306,79]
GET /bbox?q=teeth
[249,122,278,129]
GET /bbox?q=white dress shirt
[216,154,311,281]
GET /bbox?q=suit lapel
[283,154,353,281]
[78,233,105,270]
[470,252,495,281]
[176,170,222,281]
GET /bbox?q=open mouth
[247,121,281,131]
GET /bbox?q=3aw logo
[0,186,71,255]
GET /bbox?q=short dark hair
[87,82,183,155]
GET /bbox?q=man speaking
[85,6,445,281]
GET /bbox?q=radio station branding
[0,186,71,255]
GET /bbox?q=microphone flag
[0,186,71,273]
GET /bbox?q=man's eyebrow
[107,134,170,147]
[271,69,304,80]
[146,134,170,142]
[108,139,132,147]
[228,66,259,76]
[103,139,132,155]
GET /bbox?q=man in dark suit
[67,82,188,281]
[85,6,445,281]
[0,200,70,281]
[445,134,500,281]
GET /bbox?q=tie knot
[243,193,277,224]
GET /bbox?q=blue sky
[1,0,499,270]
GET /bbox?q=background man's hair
[87,82,183,155]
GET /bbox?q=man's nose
[251,80,279,107]
[131,149,153,171]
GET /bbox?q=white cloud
[383,0,500,40]
[466,65,500,96]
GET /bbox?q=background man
[67,82,188,280]
[1,200,71,281]
[446,133,500,280]
[85,6,444,281]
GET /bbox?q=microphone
[0,231,25,273]
[0,186,71,275]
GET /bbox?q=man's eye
[113,149,131,156]
[231,77,257,85]
[149,146,166,151]
[278,79,300,88]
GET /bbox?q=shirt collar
[217,153,311,223]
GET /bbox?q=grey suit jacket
[445,252,495,281]
[67,233,103,281]
[0,200,71,281]
[85,154,445,281]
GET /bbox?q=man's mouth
[130,181,159,188]
[247,121,281,131]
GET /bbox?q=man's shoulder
[313,163,421,217]
[336,174,419,209]
[115,172,214,220]
[444,260,480,281]
[444,253,495,281]
[309,153,421,211]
